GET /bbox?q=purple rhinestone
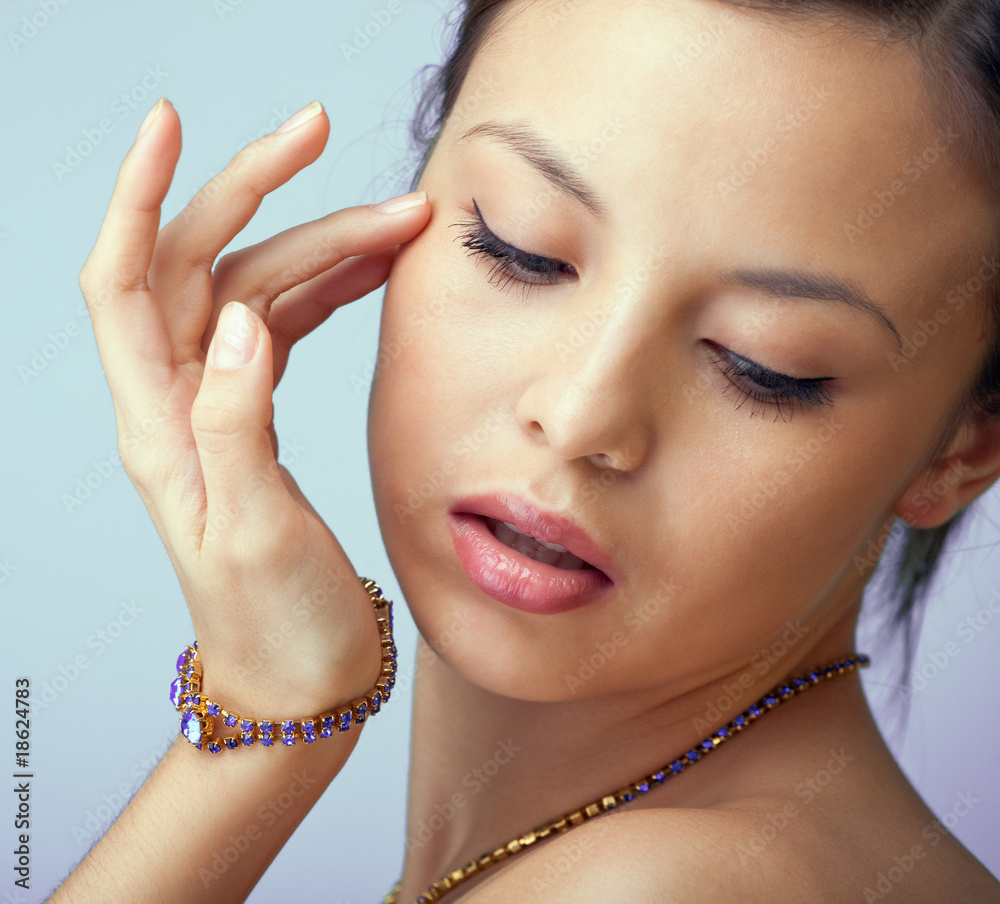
[637,781,650,793]
[302,720,316,733]
[808,671,820,682]
[224,737,239,750]
[208,741,222,754]
[240,720,254,733]
[206,703,221,717]
[184,694,201,708]
[259,720,273,734]
[686,749,699,762]
[337,712,352,732]
[717,727,730,739]
[733,715,746,727]
[779,686,792,696]
[764,695,777,707]
[281,720,296,734]
[281,736,296,747]
[180,711,204,745]
[224,713,237,728]
[241,733,255,746]
[621,790,635,802]
[370,692,382,713]
[303,732,316,744]
[670,760,683,773]
[176,651,188,672]
[748,705,761,717]
[794,678,808,690]
[169,677,184,708]
[653,771,666,783]
[260,736,274,747]
[701,740,714,751]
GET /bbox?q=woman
[53,0,1000,901]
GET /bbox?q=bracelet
[170,576,397,753]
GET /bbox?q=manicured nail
[211,302,258,370]
[273,101,323,135]
[136,98,169,141]
[371,190,428,214]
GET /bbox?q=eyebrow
[457,120,608,219]
[714,265,902,347]
[458,121,900,347]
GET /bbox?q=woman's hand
[79,98,431,718]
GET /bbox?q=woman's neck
[397,607,863,901]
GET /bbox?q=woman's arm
[48,97,429,902]
[50,729,361,904]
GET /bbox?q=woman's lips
[448,512,613,614]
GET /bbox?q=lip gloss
[449,512,612,614]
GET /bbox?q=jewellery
[171,577,397,752]
[383,653,870,904]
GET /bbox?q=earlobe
[893,412,1000,528]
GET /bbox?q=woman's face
[367,0,996,702]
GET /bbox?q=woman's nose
[514,300,655,473]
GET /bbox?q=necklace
[383,653,870,904]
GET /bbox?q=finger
[150,102,330,356]
[189,302,289,550]
[249,248,398,383]
[203,196,429,362]
[79,98,183,401]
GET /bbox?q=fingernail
[136,98,169,141]
[211,302,258,370]
[371,190,428,214]
[273,101,323,135]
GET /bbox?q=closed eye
[451,199,577,295]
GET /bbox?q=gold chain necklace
[382,653,870,904]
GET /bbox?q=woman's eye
[451,199,576,294]
[705,341,835,421]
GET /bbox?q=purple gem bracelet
[171,577,397,753]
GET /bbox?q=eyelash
[452,199,576,296]
[452,200,835,421]
[705,341,835,421]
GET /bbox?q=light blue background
[1,2,997,902]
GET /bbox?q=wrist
[172,577,396,753]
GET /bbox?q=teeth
[500,521,569,552]
[488,518,593,570]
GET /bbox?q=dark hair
[407,0,1000,704]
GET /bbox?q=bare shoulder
[461,797,1000,904]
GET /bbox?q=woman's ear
[894,411,1000,528]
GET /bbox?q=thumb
[192,301,287,545]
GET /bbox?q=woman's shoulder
[461,792,1000,904]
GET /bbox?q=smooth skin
[55,0,1000,902]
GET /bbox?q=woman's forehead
[437,0,994,324]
